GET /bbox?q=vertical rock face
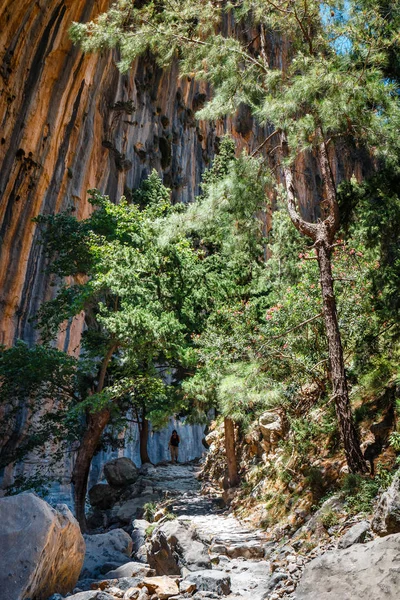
[0,0,238,348]
[0,1,369,349]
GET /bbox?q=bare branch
[251,129,281,157]
[272,312,323,340]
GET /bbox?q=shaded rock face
[89,483,118,510]
[296,532,400,600]
[81,528,133,579]
[0,492,85,600]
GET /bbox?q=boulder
[296,532,400,599]
[104,457,139,487]
[139,576,179,599]
[371,471,400,536]
[0,492,85,600]
[81,529,133,579]
[115,495,158,523]
[184,571,231,596]
[258,411,286,450]
[89,483,119,509]
[104,562,155,579]
[338,521,370,549]
[148,520,211,575]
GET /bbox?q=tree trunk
[71,407,110,532]
[71,341,117,530]
[224,417,239,487]
[139,410,151,464]
[281,131,367,474]
[316,238,368,473]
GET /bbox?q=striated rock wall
[0,0,270,349]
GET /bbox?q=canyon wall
[0,0,260,496]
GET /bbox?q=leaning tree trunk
[316,238,368,473]
[224,417,239,487]
[71,407,111,531]
[71,342,117,530]
[139,410,151,464]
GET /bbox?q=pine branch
[271,312,323,340]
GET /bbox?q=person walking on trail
[169,430,180,463]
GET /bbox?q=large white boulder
[296,532,400,599]
[0,492,85,600]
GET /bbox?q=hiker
[169,429,180,463]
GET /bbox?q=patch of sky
[320,1,352,55]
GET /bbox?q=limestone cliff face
[0,0,364,349]
[0,0,264,495]
[0,0,263,349]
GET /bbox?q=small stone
[179,580,197,593]
[139,576,179,599]
[338,521,370,549]
[123,589,140,600]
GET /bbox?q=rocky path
[144,463,284,599]
[66,460,310,599]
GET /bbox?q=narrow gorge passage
[141,462,298,600]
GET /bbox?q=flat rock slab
[296,532,400,600]
[139,575,179,599]
[184,570,231,596]
[224,559,271,599]
[104,561,154,579]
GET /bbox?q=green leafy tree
[0,342,80,494]
[34,172,208,528]
[71,0,400,472]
